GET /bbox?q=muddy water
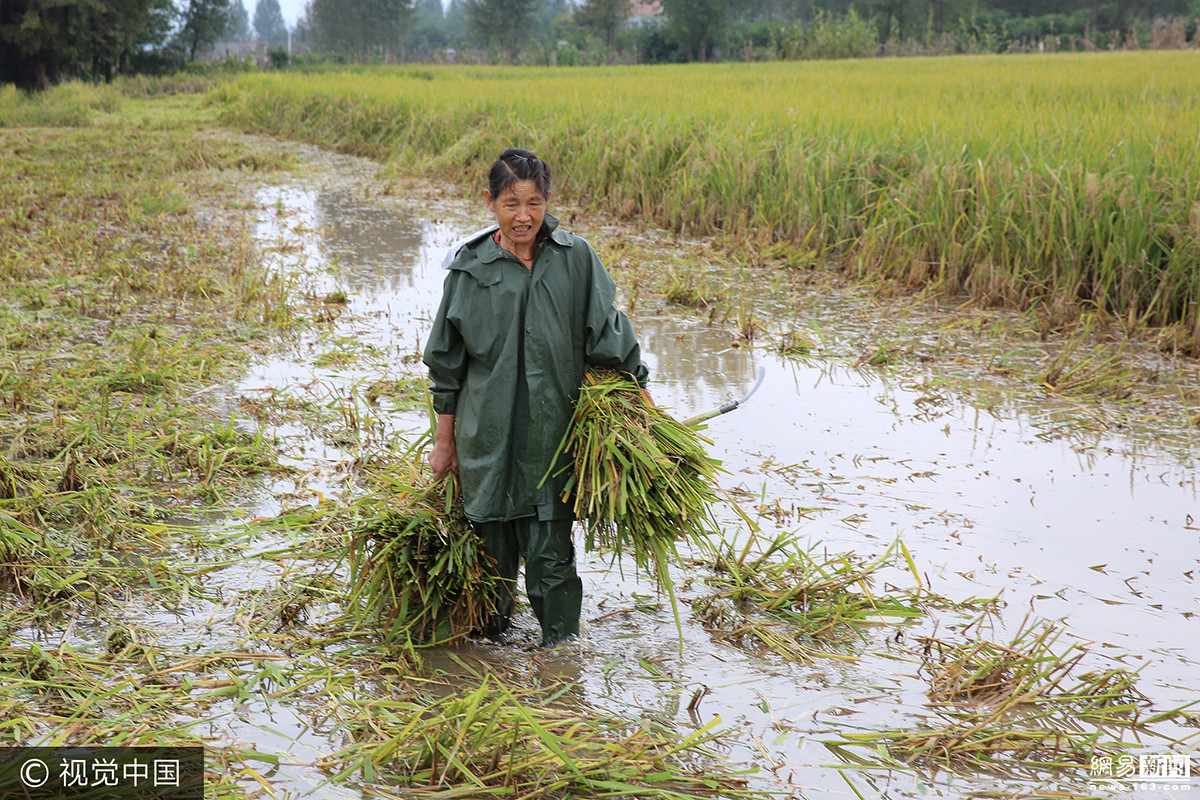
[214,145,1200,799]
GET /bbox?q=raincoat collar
[444,214,572,271]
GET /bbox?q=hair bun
[488,149,553,200]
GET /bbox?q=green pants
[475,517,581,647]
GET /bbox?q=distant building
[209,40,260,61]
[627,0,662,28]
[202,38,309,64]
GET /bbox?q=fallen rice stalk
[690,533,922,660]
[917,619,1149,724]
[320,673,763,798]
[826,618,1200,779]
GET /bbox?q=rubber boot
[476,520,519,639]
[520,518,582,647]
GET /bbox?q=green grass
[0,81,119,126]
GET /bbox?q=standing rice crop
[213,53,1200,354]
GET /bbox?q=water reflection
[635,318,761,414]
[313,190,426,296]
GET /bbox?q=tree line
[1,0,290,88]
[306,0,1198,64]
[3,0,1198,88]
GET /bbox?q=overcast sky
[272,0,447,27]
[275,0,305,27]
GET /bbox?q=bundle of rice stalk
[348,471,498,646]
[549,368,724,595]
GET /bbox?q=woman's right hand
[429,413,458,480]
[429,439,458,480]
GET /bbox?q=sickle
[680,365,767,428]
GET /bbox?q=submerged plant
[322,673,762,798]
[826,618,1197,779]
[0,501,76,601]
[857,340,907,367]
[691,534,922,660]
[661,265,721,309]
[1036,333,1135,400]
[826,722,1101,777]
[919,621,1147,721]
[775,328,817,356]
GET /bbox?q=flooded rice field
[15,138,1197,799]
[220,141,1199,798]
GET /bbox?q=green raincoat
[423,214,648,524]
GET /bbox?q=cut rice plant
[347,463,499,647]
[322,673,762,799]
[827,618,1200,779]
[549,369,723,596]
[541,368,726,642]
[691,534,923,661]
[918,620,1148,725]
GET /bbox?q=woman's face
[485,179,546,249]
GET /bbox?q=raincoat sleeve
[582,243,649,387]
[423,272,466,415]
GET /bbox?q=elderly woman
[423,148,648,648]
